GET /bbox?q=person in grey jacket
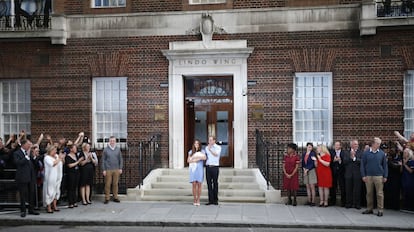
[102,136,123,204]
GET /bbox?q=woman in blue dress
[187,139,206,206]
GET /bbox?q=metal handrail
[376,0,414,17]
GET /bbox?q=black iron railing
[377,0,414,17]
[0,15,51,31]
[255,129,332,195]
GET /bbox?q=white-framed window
[190,0,226,5]
[0,80,31,141]
[92,77,127,149]
[92,0,126,8]
[404,71,414,139]
[293,72,333,146]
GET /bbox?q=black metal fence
[255,129,331,195]
[0,15,51,31]
[377,0,414,17]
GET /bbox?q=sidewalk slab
[0,201,413,230]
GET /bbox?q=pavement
[1,199,414,230]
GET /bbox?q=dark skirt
[79,163,94,186]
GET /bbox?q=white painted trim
[162,40,253,169]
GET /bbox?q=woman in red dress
[283,143,300,206]
[315,144,332,207]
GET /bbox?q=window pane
[293,73,332,144]
[404,72,414,139]
[93,78,127,145]
[1,80,31,137]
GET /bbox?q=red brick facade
[1,29,413,169]
[0,1,413,189]
[57,0,363,14]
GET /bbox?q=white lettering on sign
[177,58,238,66]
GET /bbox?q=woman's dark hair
[191,139,202,154]
[287,143,297,151]
[306,142,313,147]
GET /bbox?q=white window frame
[0,80,31,141]
[293,72,333,146]
[92,77,127,149]
[404,70,414,139]
[189,0,226,5]
[91,0,126,8]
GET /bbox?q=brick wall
[0,28,413,180]
[61,0,362,14]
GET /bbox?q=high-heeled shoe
[82,202,88,205]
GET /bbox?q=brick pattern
[0,29,413,179]
[61,0,362,14]
[131,0,182,12]
[339,0,362,4]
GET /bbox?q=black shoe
[28,210,39,215]
[213,202,218,205]
[377,212,383,217]
[113,199,120,203]
[355,206,361,210]
[205,202,213,205]
[345,205,352,209]
[292,200,297,206]
[20,212,26,217]
[104,200,109,204]
[362,210,373,214]
[310,202,316,207]
[286,198,292,205]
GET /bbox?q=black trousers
[345,177,361,207]
[17,181,36,213]
[66,171,79,205]
[330,171,346,206]
[206,166,219,203]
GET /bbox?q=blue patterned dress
[188,150,205,183]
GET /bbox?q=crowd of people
[0,131,123,217]
[282,133,414,216]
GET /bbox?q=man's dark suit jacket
[13,148,36,184]
[343,149,363,179]
[330,149,346,175]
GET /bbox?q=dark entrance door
[184,76,234,167]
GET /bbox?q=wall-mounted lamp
[160,82,169,88]
[247,80,257,86]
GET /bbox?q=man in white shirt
[205,136,221,205]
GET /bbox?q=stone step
[151,182,260,190]
[132,168,280,203]
[160,168,255,176]
[140,195,266,203]
[157,175,255,183]
[142,189,265,197]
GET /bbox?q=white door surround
[162,40,253,169]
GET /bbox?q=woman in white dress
[43,145,64,213]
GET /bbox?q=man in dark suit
[330,141,346,206]
[343,139,363,209]
[13,139,39,217]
